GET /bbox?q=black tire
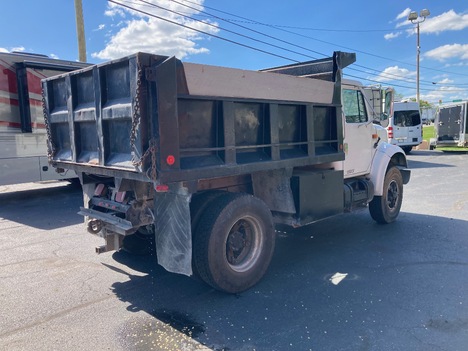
[121,227,155,256]
[193,193,275,294]
[189,190,226,279]
[190,190,226,233]
[369,166,403,224]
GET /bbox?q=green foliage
[408,98,433,109]
[422,125,435,142]
[393,91,433,108]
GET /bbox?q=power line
[169,0,468,88]
[107,0,468,94]
[107,0,299,63]
[175,0,468,80]
[134,0,321,61]
[165,0,424,85]
[169,0,325,58]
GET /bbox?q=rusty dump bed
[42,52,352,185]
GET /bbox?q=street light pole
[408,9,430,103]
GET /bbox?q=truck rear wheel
[121,227,155,256]
[193,193,275,293]
[369,166,403,224]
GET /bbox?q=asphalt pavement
[0,149,467,351]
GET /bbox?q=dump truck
[42,52,410,293]
[0,51,88,186]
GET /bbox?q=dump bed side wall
[43,52,345,185]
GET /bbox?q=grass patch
[422,125,468,152]
[437,147,468,153]
[422,125,435,142]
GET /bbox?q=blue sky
[1,0,468,104]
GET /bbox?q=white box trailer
[0,52,89,186]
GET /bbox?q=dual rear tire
[191,192,275,294]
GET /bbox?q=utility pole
[74,0,87,62]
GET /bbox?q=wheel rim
[225,216,263,273]
[386,179,400,211]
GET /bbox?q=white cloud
[396,8,411,21]
[0,46,25,53]
[424,44,468,62]
[49,53,59,59]
[373,66,415,83]
[93,0,219,60]
[384,32,402,40]
[436,78,454,84]
[420,86,468,104]
[420,10,468,34]
[395,9,468,37]
[11,46,25,53]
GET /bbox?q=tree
[408,97,433,108]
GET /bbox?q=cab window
[342,89,368,123]
[394,111,421,127]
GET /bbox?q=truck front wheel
[369,166,403,224]
[193,193,275,294]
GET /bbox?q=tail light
[387,126,394,139]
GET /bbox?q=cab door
[342,87,375,178]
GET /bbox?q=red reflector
[115,191,126,203]
[155,184,169,192]
[94,183,106,196]
[166,155,175,166]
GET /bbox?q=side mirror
[379,88,393,128]
[361,86,392,128]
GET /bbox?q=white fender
[369,142,408,196]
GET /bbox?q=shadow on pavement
[106,210,468,351]
[0,182,83,229]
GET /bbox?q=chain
[41,90,55,161]
[130,59,157,181]
[130,61,142,152]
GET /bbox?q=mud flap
[154,186,193,276]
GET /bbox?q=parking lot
[1,150,467,351]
